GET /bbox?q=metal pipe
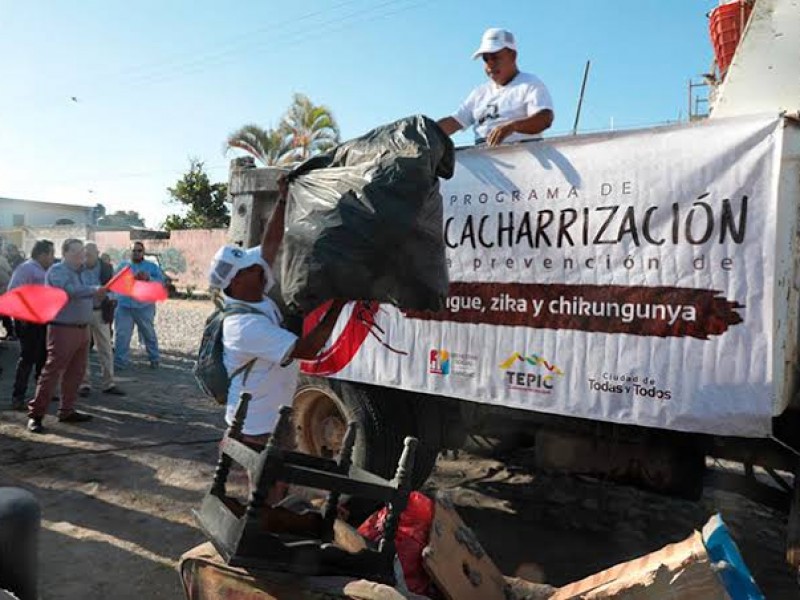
[572,60,591,135]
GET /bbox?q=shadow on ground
[0,340,220,599]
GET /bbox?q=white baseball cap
[472,28,517,60]
[208,245,274,292]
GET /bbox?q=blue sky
[0,1,718,228]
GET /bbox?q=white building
[0,197,97,229]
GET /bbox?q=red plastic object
[300,301,379,376]
[0,285,68,324]
[357,491,435,595]
[106,265,135,295]
[709,1,753,75]
[106,265,168,303]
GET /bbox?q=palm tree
[280,93,340,163]
[225,95,340,166]
[225,124,291,167]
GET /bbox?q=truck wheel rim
[293,387,347,459]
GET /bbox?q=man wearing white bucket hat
[207,184,345,445]
[438,27,554,146]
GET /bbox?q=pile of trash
[359,495,763,600]
[280,114,454,315]
[181,392,765,600]
[182,490,763,599]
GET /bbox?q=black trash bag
[281,114,454,314]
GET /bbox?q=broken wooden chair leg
[321,420,357,541]
[208,392,251,498]
[379,436,417,562]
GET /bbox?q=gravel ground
[153,298,214,356]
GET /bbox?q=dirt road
[0,299,797,598]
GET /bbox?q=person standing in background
[0,241,13,341]
[114,241,164,370]
[27,239,106,433]
[8,240,55,410]
[5,245,24,271]
[79,243,125,397]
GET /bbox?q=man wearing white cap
[208,183,345,445]
[438,27,554,146]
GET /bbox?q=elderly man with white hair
[79,242,125,398]
[438,27,554,146]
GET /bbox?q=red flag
[106,266,168,303]
[131,281,168,303]
[106,266,135,295]
[0,285,68,324]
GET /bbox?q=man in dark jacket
[79,243,125,397]
[8,240,55,410]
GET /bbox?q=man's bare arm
[437,117,463,136]
[291,300,347,360]
[486,109,554,146]
[261,175,288,266]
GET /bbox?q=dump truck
[227,0,800,568]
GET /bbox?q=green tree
[164,159,229,231]
[225,94,340,166]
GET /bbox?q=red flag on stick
[106,266,168,303]
[131,281,168,302]
[106,266,135,295]
[0,285,68,324]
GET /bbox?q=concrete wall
[94,229,227,292]
[93,231,130,252]
[7,225,227,292]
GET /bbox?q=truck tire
[293,376,441,489]
[387,387,446,489]
[463,433,529,457]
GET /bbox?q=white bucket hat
[472,28,517,59]
[208,245,275,293]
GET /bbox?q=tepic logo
[429,349,451,375]
[499,352,564,394]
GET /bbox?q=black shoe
[27,418,44,434]
[102,386,126,396]
[79,386,91,398]
[58,411,93,423]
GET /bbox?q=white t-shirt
[454,71,553,144]
[222,295,299,436]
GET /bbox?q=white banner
[304,114,789,437]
